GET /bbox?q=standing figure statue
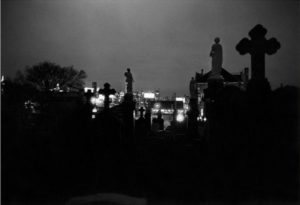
[124,68,134,94]
[210,37,223,78]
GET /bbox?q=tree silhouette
[19,61,86,92]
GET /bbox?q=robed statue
[210,37,223,78]
[124,68,134,93]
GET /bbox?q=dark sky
[2,0,299,96]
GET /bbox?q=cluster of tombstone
[184,24,300,200]
[187,24,281,137]
[1,24,298,204]
[87,24,284,146]
[87,82,171,146]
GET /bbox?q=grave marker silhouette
[236,24,280,84]
[99,83,116,110]
[138,107,145,119]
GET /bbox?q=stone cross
[236,24,280,81]
[138,107,145,119]
[99,82,116,110]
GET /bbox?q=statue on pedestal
[206,37,224,100]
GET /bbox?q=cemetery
[2,23,299,205]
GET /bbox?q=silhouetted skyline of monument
[2,24,299,204]
[2,0,299,95]
[2,1,299,203]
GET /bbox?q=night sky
[2,0,299,96]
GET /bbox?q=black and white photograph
[1,0,300,204]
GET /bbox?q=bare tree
[21,61,86,92]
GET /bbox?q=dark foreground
[2,86,299,205]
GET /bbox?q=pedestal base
[247,78,271,99]
[205,77,224,100]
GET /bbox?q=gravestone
[135,107,147,141]
[236,25,283,198]
[236,24,280,94]
[91,84,122,180]
[152,111,164,131]
[138,106,145,119]
[99,83,116,110]
[84,90,93,104]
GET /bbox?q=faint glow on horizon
[2,1,299,94]
[143,92,155,99]
[177,109,184,114]
[92,107,97,113]
[152,108,159,113]
[198,116,207,122]
[109,94,116,99]
[90,94,116,107]
[154,103,161,109]
[84,87,99,93]
[176,113,184,122]
[90,96,104,106]
[176,97,185,103]
[184,104,189,111]
[161,109,174,114]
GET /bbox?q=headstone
[135,107,147,141]
[138,106,145,119]
[124,68,134,94]
[236,24,280,94]
[84,90,93,104]
[99,83,116,110]
[157,112,164,130]
[152,111,164,131]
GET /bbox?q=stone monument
[236,24,280,95]
[99,83,116,110]
[206,37,224,100]
[209,37,223,80]
[124,68,134,94]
